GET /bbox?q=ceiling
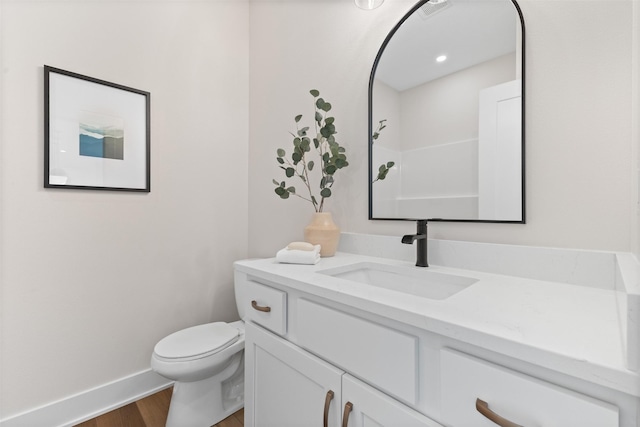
[375,0,519,92]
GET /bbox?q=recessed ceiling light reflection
[354,0,384,10]
[436,55,447,63]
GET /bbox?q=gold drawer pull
[251,300,271,312]
[342,401,353,427]
[323,390,334,427]
[476,399,523,427]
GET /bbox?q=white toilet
[151,319,245,427]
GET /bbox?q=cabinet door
[245,321,343,427]
[340,375,443,427]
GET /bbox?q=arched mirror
[369,0,525,222]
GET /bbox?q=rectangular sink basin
[319,262,478,300]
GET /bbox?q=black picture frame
[44,65,150,192]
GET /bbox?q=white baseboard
[0,369,173,427]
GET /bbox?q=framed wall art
[44,65,150,192]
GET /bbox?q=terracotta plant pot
[304,212,340,257]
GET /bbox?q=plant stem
[295,122,319,212]
[314,106,328,213]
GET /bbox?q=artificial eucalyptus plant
[273,89,348,213]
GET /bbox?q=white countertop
[235,251,639,397]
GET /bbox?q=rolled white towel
[276,244,321,265]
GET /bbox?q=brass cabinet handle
[476,398,524,427]
[251,300,271,312]
[323,390,335,427]
[341,401,353,427]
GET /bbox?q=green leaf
[295,114,302,123]
[313,138,320,149]
[285,167,295,178]
[308,160,315,171]
[316,98,326,110]
[297,127,309,137]
[310,89,320,97]
[315,112,323,123]
[292,152,302,163]
[325,117,335,125]
[293,137,301,147]
[325,164,337,175]
[379,164,386,172]
[338,147,346,153]
[320,175,334,188]
[280,181,286,187]
[277,148,285,157]
[280,191,290,199]
[320,188,332,198]
[386,161,395,168]
[287,187,296,194]
[322,152,330,162]
[277,157,284,164]
[372,132,380,140]
[272,179,279,186]
[320,124,335,138]
[321,102,332,112]
[275,187,285,196]
[301,137,311,152]
[335,158,347,168]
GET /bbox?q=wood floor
[74,387,244,427]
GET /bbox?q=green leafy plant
[273,89,348,212]
[372,119,394,183]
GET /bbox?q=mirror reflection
[369,0,524,222]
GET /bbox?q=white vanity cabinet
[239,274,442,427]
[235,257,637,427]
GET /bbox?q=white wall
[249,0,395,254]
[0,0,249,418]
[249,0,635,256]
[401,53,515,150]
[634,0,640,260]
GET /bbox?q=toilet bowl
[151,320,245,427]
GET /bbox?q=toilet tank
[234,269,249,320]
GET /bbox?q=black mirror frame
[368,0,526,224]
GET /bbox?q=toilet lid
[154,322,239,360]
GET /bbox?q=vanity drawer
[238,278,287,336]
[296,298,418,404]
[440,349,619,427]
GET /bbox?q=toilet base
[166,352,244,427]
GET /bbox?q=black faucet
[401,220,428,267]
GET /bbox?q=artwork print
[79,113,125,160]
